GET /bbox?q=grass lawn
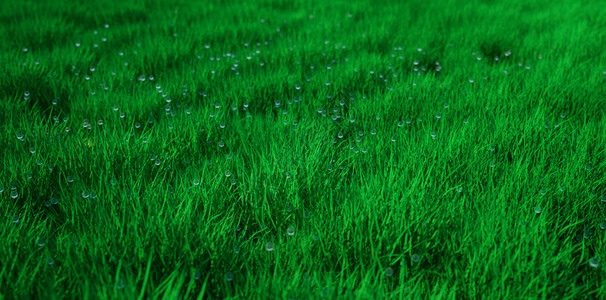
[1,0,606,298]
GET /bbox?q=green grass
[1,0,606,298]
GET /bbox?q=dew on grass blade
[12,215,19,224]
[10,191,18,199]
[287,226,296,236]
[82,190,89,199]
[193,178,200,186]
[51,197,58,205]
[456,185,463,193]
[47,256,54,265]
[234,246,240,254]
[225,272,234,281]
[539,187,546,196]
[67,175,74,183]
[37,237,45,247]
[589,257,600,268]
[194,271,201,281]
[534,206,542,214]
[265,242,274,252]
[599,222,606,230]
[116,279,125,289]
[385,267,394,277]
[225,170,232,177]
[412,254,421,263]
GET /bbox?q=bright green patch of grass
[1,0,606,298]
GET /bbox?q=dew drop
[589,257,600,268]
[265,242,274,252]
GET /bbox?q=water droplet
[218,140,225,147]
[265,242,274,251]
[111,178,118,186]
[412,254,421,263]
[560,113,566,119]
[193,178,200,186]
[67,175,74,183]
[234,246,241,254]
[385,267,394,277]
[51,197,58,205]
[435,113,442,119]
[12,215,19,223]
[82,190,90,199]
[534,206,542,214]
[539,187,546,196]
[589,257,600,268]
[46,256,54,265]
[488,145,495,151]
[193,271,201,281]
[285,171,292,179]
[225,272,234,281]
[37,237,45,247]
[10,191,18,199]
[225,170,232,177]
[29,146,36,154]
[599,222,606,230]
[116,279,125,289]
[286,226,295,236]
[456,185,463,193]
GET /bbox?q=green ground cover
[1,0,606,298]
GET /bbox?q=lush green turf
[1,0,606,298]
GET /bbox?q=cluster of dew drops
[7,13,606,283]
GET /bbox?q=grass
[1,0,606,298]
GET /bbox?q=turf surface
[1,0,606,298]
